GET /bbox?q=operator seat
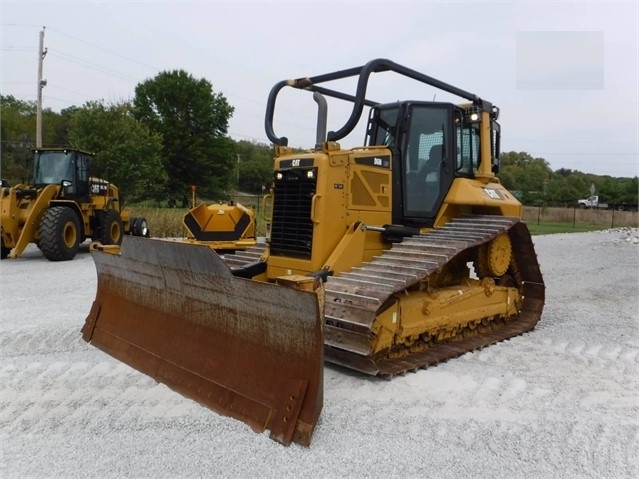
[428,144,443,167]
[417,144,443,181]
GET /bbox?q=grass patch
[126,204,270,238]
[524,222,609,235]
[126,203,635,239]
[126,206,189,238]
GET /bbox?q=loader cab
[33,149,92,201]
[366,101,492,228]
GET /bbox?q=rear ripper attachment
[81,236,324,446]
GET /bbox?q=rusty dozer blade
[81,236,323,446]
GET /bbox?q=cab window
[403,106,450,215]
[455,116,480,175]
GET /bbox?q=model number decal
[354,155,390,168]
[484,188,503,200]
[91,184,108,194]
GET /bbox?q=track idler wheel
[475,232,512,278]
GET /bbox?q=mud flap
[82,236,323,446]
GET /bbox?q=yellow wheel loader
[1,148,149,261]
[82,59,544,446]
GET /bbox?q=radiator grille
[270,168,316,258]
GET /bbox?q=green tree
[564,174,588,194]
[545,177,580,206]
[0,95,37,182]
[68,100,166,201]
[235,140,275,193]
[499,151,554,204]
[0,95,76,184]
[238,158,273,193]
[133,70,236,200]
[46,106,78,147]
[620,177,639,203]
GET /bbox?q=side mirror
[62,179,75,195]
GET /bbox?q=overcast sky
[1,1,637,177]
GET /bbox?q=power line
[48,84,91,98]
[44,95,83,106]
[2,24,150,106]
[3,23,275,132]
[1,23,45,28]
[228,131,271,144]
[48,50,140,82]
[1,46,35,52]
[46,27,159,73]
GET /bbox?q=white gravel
[1,228,638,479]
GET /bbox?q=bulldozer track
[322,215,544,377]
[222,215,545,379]
[221,244,267,269]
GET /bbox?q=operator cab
[264,58,502,229]
[366,101,492,228]
[33,149,92,201]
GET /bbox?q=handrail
[264,58,489,147]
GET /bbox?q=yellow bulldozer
[1,147,149,261]
[81,59,545,447]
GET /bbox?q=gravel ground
[1,228,638,479]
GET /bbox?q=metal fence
[227,197,638,229]
[522,206,638,229]
[228,194,264,213]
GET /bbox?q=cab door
[400,103,455,227]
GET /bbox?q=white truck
[577,195,607,208]
[577,195,638,211]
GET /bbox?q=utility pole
[236,154,241,191]
[36,27,47,148]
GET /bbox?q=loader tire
[1,228,8,259]
[131,216,150,237]
[38,207,81,261]
[99,209,124,245]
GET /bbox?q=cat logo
[292,159,300,167]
